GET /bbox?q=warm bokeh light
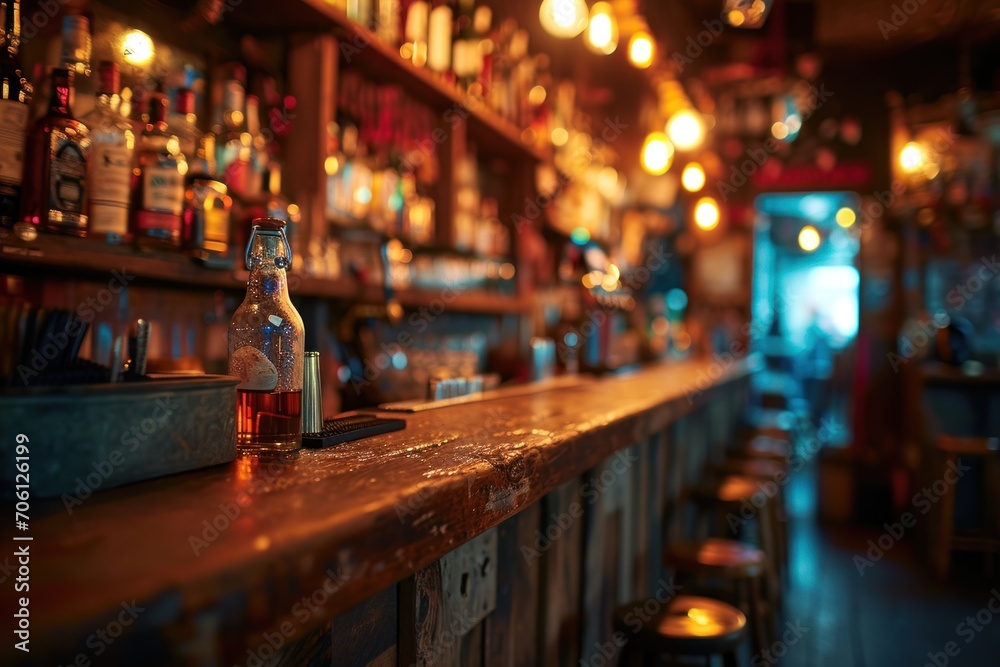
[528,85,547,106]
[550,127,569,146]
[899,141,927,173]
[324,156,340,175]
[681,163,706,192]
[798,225,821,251]
[835,207,856,227]
[122,30,154,66]
[771,121,789,140]
[539,0,588,38]
[586,2,618,55]
[727,10,745,26]
[666,110,705,151]
[640,132,674,175]
[628,32,654,69]
[694,197,720,230]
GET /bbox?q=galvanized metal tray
[0,374,238,498]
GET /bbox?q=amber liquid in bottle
[236,389,302,449]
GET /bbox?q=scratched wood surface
[14,357,758,664]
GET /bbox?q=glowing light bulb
[694,197,720,230]
[771,121,789,140]
[798,225,821,251]
[550,127,569,146]
[835,207,856,227]
[122,30,154,67]
[899,141,926,173]
[641,132,673,175]
[539,0,588,39]
[628,31,654,69]
[666,110,705,151]
[586,2,618,55]
[681,163,706,192]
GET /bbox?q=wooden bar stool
[929,435,1000,578]
[613,595,747,666]
[664,538,777,657]
[689,476,783,610]
[710,459,790,585]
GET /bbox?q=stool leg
[751,572,777,649]
[738,578,764,657]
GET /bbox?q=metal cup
[302,351,323,434]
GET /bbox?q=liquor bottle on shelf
[182,177,231,262]
[375,0,400,46]
[82,61,134,243]
[347,0,373,27]
[170,88,214,177]
[244,94,266,199]
[403,0,429,66]
[215,67,253,198]
[132,94,185,250]
[426,0,453,74]
[324,121,348,221]
[229,217,304,452]
[0,0,33,231]
[19,68,91,237]
[60,13,91,77]
[451,0,479,90]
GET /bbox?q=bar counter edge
[18,354,762,666]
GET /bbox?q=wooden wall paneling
[328,584,398,667]
[539,478,585,667]
[485,501,542,667]
[285,33,339,246]
[400,528,498,666]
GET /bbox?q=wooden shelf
[0,234,527,313]
[395,287,530,314]
[233,0,548,162]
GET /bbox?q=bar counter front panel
[16,357,758,666]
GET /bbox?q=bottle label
[49,131,87,214]
[143,165,184,215]
[0,100,29,185]
[230,345,279,391]
[89,145,132,235]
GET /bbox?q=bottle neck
[1,1,20,57]
[247,232,291,298]
[49,77,72,117]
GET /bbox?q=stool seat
[665,538,766,579]
[613,595,746,656]
[691,475,759,506]
[714,458,786,479]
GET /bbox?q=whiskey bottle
[19,68,90,237]
[132,94,185,249]
[82,61,134,242]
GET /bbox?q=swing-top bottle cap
[251,217,287,231]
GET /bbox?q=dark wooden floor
[780,462,1000,667]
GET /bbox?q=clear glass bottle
[229,217,304,452]
[131,94,186,249]
[82,61,134,243]
[170,88,212,177]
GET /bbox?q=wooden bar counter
[14,356,759,667]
